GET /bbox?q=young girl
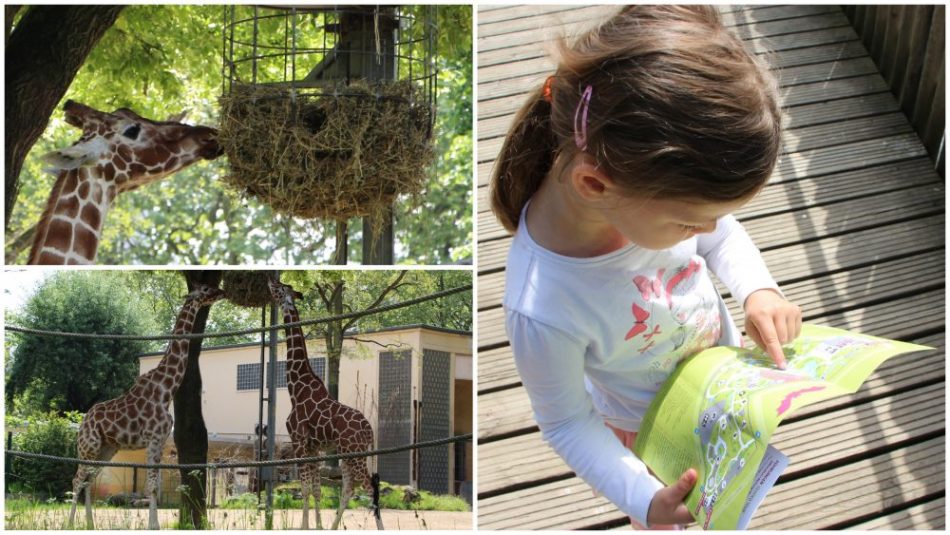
[491,6,802,529]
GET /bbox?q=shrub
[6,412,82,498]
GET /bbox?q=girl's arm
[507,311,665,526]
[695,214,780,306]
[697,215,802,366]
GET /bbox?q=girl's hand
[646,468,697,526]
[744,289,802,369]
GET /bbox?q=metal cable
[5,284,471,341]
[6,433,472,470]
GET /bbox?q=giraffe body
[67,285,224,530]
[29,100,222,265]
[267,279,377,530]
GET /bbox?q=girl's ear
[569,158,616,203]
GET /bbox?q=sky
[3,269,53,313]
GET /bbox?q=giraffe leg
[67,465,88,529]
[312,463,324,530]
[146,441,162,530]
[299,462,311,530]
[84,468,96,530]
[331,465,351,531]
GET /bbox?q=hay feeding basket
[222,270,272,308]
[219,5,437,222]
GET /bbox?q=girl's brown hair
[490,5,782,232]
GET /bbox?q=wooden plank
[477,22,866,86]
[478,348,944,494]
[847,497,946,530]
[896,6,934,116]
[748,437,944,529]
[478,24,860,69]
[478,292,945,440]
[480,437,944,530]
[477,5,613,39]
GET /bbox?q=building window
[239,358,327,391]
[236,363,261,391]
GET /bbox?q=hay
[218,80,434,220]
[222,271,271,308]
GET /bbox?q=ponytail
[489,86,558,233]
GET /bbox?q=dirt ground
[7,507,473,530]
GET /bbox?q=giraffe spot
[77,181,90,200]
[135,397,146,410]
[64,169,79,192]
[56,195,80,218]
[36,251,65,264]
[107,185,117,202]
[45,219,73,250]
[113,155,127,171]
[80,204,102,230]
[129,162,147,176]
[117,144,133,162]
[73,225,99,262]
[162,376,174,389]
[164,156,180,172]
[102,164,115,182]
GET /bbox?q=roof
[137,323,471,359]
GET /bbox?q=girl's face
[601,194,753,250]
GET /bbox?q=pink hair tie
[574,85,593,151]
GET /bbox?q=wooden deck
[476,5,945,530]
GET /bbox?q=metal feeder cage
[221,5,436,132]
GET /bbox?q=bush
[219,492,259,509]
[6,412,82,498]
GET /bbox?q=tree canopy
[5,272,159,414]
[5,5,472,264]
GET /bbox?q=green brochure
[632,324,931,530]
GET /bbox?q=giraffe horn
[166,110,189,123]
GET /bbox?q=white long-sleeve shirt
[503,210,779,525]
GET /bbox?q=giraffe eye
[122,124,141,140]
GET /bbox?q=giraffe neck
[282,304,330,401]
[28,168,115,265]
[151,298,203,405]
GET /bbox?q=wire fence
[5,283,472,341]
[6,433,472,470]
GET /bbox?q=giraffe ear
[166,110,189,123]
[41,145,98,171]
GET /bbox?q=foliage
[6,411,83,498]
[5,272,159,414]
[269,481,469,511]
[283,270,472,337]
[6,5,472,264]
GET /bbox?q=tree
[173,270,221,529]
[5,6,124,225]
[5,272,158,415]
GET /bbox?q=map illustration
[633,324,930,530]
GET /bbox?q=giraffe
[266,278,380,530]
[67,284,225,530]
[28,99,222,265]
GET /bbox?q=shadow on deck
[476,4,945,530]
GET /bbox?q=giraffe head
[43,100,223,193]
[267,278,305,309]
[185,284,226,307]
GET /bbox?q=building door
[418,349,451,494]
[377,350,412,485]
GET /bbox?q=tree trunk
[5,6,123,225]
[174,270,222,529]
[325,280,345,401]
